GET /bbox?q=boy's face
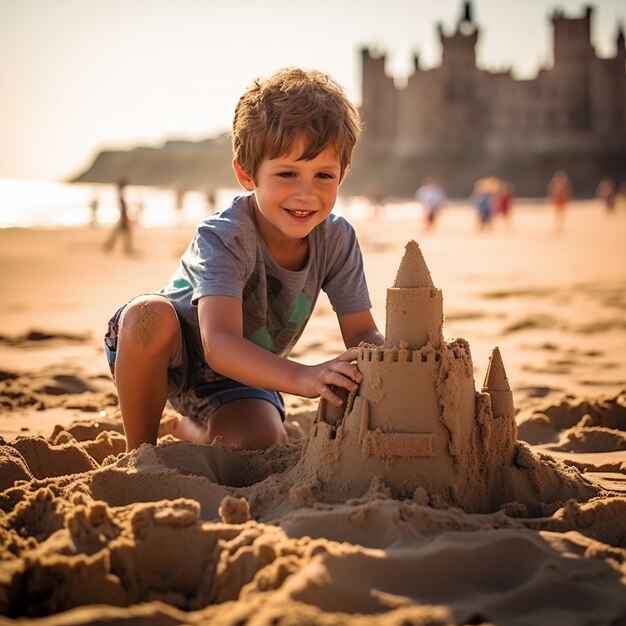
[233,139,342,248]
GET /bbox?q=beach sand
[0,198,625,625]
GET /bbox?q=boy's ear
[232,159,255,191]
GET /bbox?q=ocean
[0,179,232,229]
[0,179,424,229]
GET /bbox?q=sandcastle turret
[384,240,443,349]
[359,241,450,435]
[481,346,517,467]
[482,346,514,419]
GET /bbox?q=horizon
[1,0,624,183]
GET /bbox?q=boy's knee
[232,427,287,451]
[206,404,288,450]
[248,426,288,450]
[119,297,179,355]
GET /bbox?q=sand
[0,198,625,625]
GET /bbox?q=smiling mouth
[286,209,313,218]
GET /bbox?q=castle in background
[351,2,626,197]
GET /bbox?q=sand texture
[0,200,625,625]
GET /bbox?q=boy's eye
[275,171,336,180]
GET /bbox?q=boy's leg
[114,295,181,450]
[206,399,287,450]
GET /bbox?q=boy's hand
[300,348,362,406]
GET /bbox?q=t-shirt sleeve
[322,217,372,315]
[185,222,249,305]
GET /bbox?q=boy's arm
[197,295,361,406]
[338,310,384,349]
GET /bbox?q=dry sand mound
[1,391,625,625]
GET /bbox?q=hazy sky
[1,0,624,181]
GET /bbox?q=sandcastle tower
[299,240,519,512]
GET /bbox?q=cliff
[72,135,235,191]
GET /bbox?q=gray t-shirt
[161,194,372,384]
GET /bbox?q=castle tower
[481,346,514,419]
[439,0,479,72]
[589,21,626,146]
[359,47,398,149]
[480,346,517,474]
[361,241,446,435]
[384,240,443,349]
[552,6,594,67]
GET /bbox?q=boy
[104,68,384,451]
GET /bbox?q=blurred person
[596,177,617,215]
[175,188,186,222]
[103,180,134,255]
[367,185,386,219]
[205,188,217,214]
[416,176,447,232]
[471,177,497,231]
[89,193,99,227]
[548,170,572,233]
[495,180,515,230]
[103,68,383,452]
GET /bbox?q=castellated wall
[358,345,440,435]
[359,337,476,498]
[357,340,475,448]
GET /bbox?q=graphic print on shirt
[243,273,312,354]
[172,277,190,290]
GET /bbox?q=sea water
[0,179,230,229]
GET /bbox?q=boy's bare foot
[175,415,211,443]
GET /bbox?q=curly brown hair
[232,67,361,181]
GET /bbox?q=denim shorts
[104,295,285,426]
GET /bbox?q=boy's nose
[293,177,315,199]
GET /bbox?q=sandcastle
[299,241,595,513]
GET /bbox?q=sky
[1,0,624,182]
